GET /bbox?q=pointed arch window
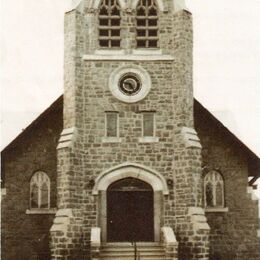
[99,0,121,48]
[204,171,224,208]
[136,0,158,48]
[30,171,50,209]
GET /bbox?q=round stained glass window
[118,73,142,96]
[109,65,151,103]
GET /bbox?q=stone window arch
[136,0,159,48]
[30,171,50,209]
[204,170,224,208]
[98,0,121,48]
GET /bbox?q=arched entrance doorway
[93,163,169,242]
[107,178,154,242]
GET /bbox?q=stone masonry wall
[79,60,208,259]
[194,102,260,260]
[1,99,63,260]
[51,1,209,258]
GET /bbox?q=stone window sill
[139,137,159,143]
[205,207,228,213]
[83,54,174,61]
[26,208,57,215]
[102,137,122,143]
[94,49,163,56]
[95,49,125,55]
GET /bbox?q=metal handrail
[132,240,141,260]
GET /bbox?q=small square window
[111,29,120,37]
[148,40,157,48]
[137,40,146,48]
[100,30,109,36]
[111,18,120,26]
[148,30,157,37]
[148,19,157,26]
[99,39,109,47]
[111,40,120,47]
[106,112,118,137]
[137,30,146,37]
[143,113,155,137]
[99,19,109,26]
[137,19,146,27]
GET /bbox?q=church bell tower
[50,0,210,259]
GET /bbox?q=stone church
[1,0,260,259]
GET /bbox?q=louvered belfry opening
[99,0,121,48]
[136,0,158,48]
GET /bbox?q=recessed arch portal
[94,163,167,242]
[93,162,169,195]
[107,177,154,242]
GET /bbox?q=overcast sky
[1,0,260,160]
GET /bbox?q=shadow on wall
[210,251,236,260]
[11,234,51,260]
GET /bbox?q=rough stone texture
[2,0,260,259]
[194,101,260,260]
[50,2,210,258]
[2,97,260,259]
[1,97,63,259]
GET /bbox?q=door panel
[107,188,154,242]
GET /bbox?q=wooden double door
[107,178,154,242]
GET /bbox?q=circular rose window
[109,66,151,103]
[119,73,142,96]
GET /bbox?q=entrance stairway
[100,242,166,260]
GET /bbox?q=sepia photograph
[1,0,260,259]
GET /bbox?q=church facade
[1,0,260,259]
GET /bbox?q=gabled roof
[194,99,260,178]
[2,95,259,178]
[2,95,63,153]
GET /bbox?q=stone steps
[100,242,166,260]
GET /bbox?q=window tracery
[30,171,50,209]
[136,0,158,48]
[204,170,224,208]
[99,0,121,48]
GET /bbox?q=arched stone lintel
[93,162,169,195]
[131,0,165,11]
[89,0,127,10]
[87,0,164,11]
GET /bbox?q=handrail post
[132,240,137,260]
[134,241,137,260]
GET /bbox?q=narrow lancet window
[136,0,158,48]
[99,0,121,48]
[206,183,214,207]
[204,170,225,208]
[106,112,119,137]
[143,112,155,137]
[30,171,50,209]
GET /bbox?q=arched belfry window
[204,171,224,208]
[30,171,50,209]
[99,0,121,48]
[136,0,158,48]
